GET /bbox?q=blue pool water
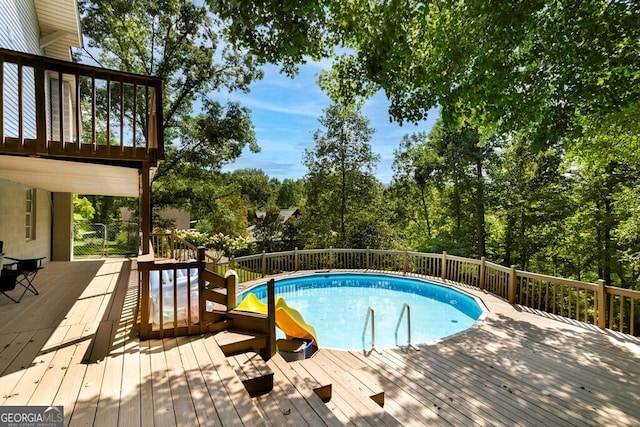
[240,273,485,350]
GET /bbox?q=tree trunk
[475,158,486,257]
[504,215,515,266]
[419,186,432,237]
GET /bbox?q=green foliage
[226,169,276,209]
[302,103,382,248]
[73,195,95,222]
[253,206,285,252]
[391,121,496,257]
[276,178,305,209]
[215,0,640,145]
[81,0,262,230]
[175,229,255,258]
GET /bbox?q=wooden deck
[0,261,638,426]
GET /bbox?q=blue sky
[218,61,438,184]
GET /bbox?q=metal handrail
[362,307,380,354]
[395,303,420,351]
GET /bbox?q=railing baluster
[17,59,23,144]
[132,84,137,148]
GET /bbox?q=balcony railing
[0,48,163,165]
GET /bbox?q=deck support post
[266,278,277,358]
[294,247,299,271]
[366,247,370,270]
[140,161,151,255]
[138,258,152,339]
[261,251,266,277]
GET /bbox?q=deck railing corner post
[403,250,408,275]
[227,272,237,311]
[509,265,517,304]
[261,250,266,277]
[294,247,299,271]
[479,256,486,290]
[329,246,334,270]
[597,279,606,329]
[441,251,447,281]
[170,229,175,259]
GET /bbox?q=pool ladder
[362,304,420,354]
[362,307,381,354]
[395,303,420,351]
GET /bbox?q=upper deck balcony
[0,48,163,167]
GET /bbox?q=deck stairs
[148,261,396,421]
[214,328,274,396]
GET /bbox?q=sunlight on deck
[0,261,638,426]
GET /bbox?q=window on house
[26,188,36,240]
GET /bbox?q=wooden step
[318,350,385,407]
[227,352,274,397]
[265,354,343,427]
[214,329,269,356]
[295,355,397,426]
[287,359,333,402]
[348,367,384,407]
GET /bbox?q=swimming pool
[239,273,486,350]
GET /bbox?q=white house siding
[0,179,51,261]
[1,1,42,139]
[0,1,51,261]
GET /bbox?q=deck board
[0,263,638,426]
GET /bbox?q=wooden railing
[0,48,163,165]
[210,248,640,337]
[150,231,217,264]
[139,235,277,356]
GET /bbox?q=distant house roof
[255,208,300,224]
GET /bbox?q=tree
[226,169,276,209]
[303,104,380,248]
[491,135,571,271]
[73,195,95,222]
[253,207,285,253]
[80,0,262,217]
[391,122,496,257]
[212,0,640,143]
[276,178,305,209]
[392,132,440,239]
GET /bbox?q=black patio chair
[5,256,45,296]
[0,263,28,303]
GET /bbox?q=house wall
[0,1,43,139]
[0,1,52,262]
[0,179,51,261]
[0,1,41,54]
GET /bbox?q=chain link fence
[73,221,139,258]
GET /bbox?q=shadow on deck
[0,261,638,426]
